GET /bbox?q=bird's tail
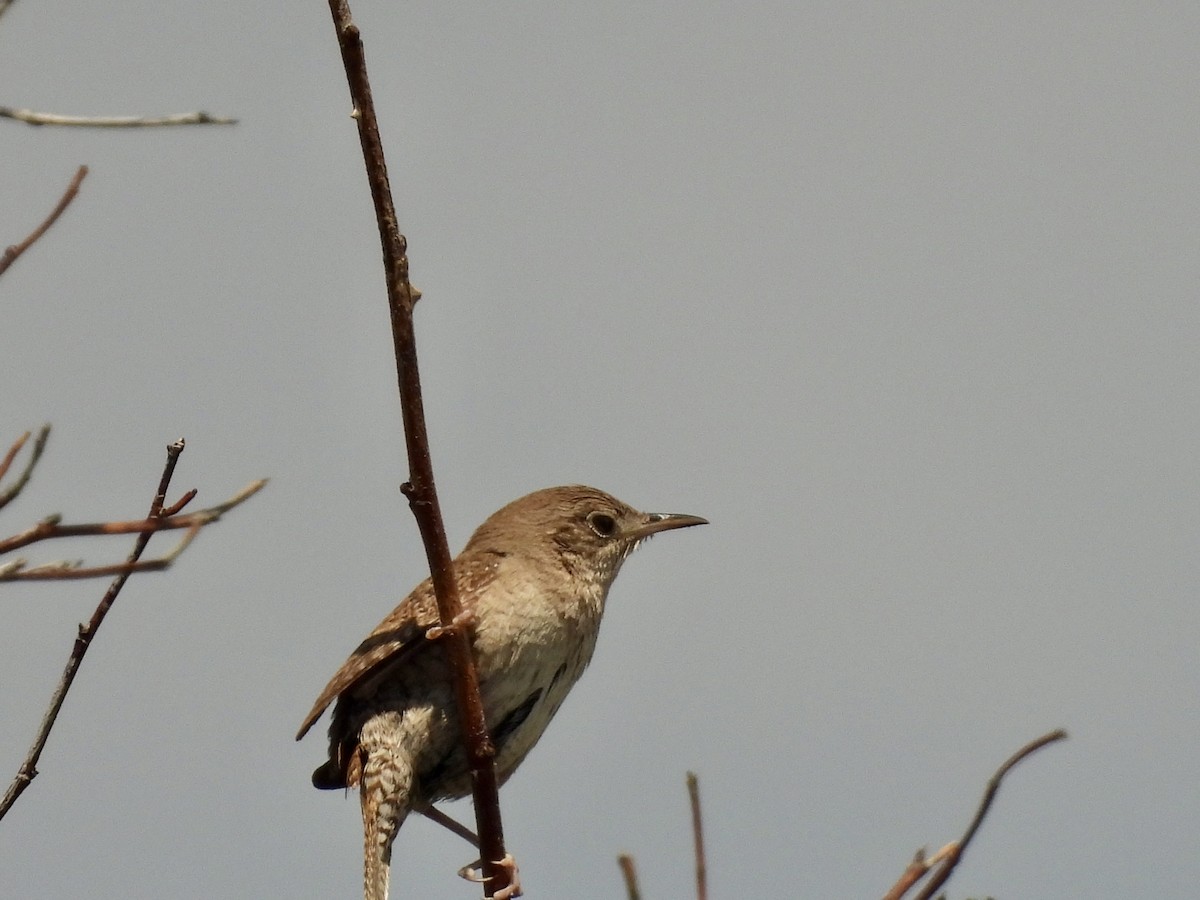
[359,744,413,900]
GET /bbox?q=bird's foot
[425,608,477,641]
[458,854,522,899]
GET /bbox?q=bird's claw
[457,853,521,898]
[426,608,477,641]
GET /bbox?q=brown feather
[295,554,503,742]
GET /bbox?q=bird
[296,485,706,900]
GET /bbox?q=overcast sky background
[2,3,1197,898]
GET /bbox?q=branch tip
[886,728,1068,900]
[0,424,52,510]
[0,168,86,277]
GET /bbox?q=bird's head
[464,485,707,589]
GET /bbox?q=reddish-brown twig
[687,772,708,900]
[0,425,51,510]
[1,440,184,817]
[0,523,203,581]
[324,1,509,895]
[159,488,198,518]
[0,167,87,277]
[0,432,31,485]
[617,855,642,900]
[881,843,958,900]
[883,728,1068,900]
[912,729,1067,900]
[0,479,265,560]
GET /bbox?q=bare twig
[0,432,30,485]
[0,166,87,277]
[0,108,236,128]
[0,0,15,25]
[883,728,1068,900]
[0,425,51,510]
[882,843,958,900]
[324,2,508,896]
[0,478,265,557]
[159,488,198,518]
[687,772,708,900]
[0,523,201,581]
[0,440,188,818]
[911,729,1067,900]
[617,855,642,900]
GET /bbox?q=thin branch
[0,0,15,25]
[687,772,708,900]
[0,478,266,556]
[617,855,642,900]
[881,843,958,900]
[884,728,1068,900]
[0,165,87,277]
[0,425,51,510]
[0,108,236,128]
[159,488,198,518]
[0,523,200,581]
[325,2,508,897]
[0,440,186,819]
[0,432,30,485]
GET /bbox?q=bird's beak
[626,511,708,541]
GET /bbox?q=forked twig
[0,478,266,569]
[0,440,261,817]
[324,1,508,895]
[881,843,958,900]
[0,523,200,581]
[883,728,1068,900]
[0,167,87,277]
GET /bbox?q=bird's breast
[471,577,608,776]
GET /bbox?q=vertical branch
[324,2,509,895]
[687,772,708,900]
[617,855,642,900]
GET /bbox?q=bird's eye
[588,512,617,537]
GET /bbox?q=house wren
[296,485,706,900]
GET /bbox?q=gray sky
[3,2,1198,897]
